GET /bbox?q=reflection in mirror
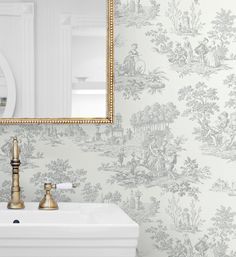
[0,0,112,122]
[0,68,7,117]
[0,53,16,118]
[71,15,106,117]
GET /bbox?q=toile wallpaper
[1,0,236,256]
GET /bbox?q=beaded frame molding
[0,0,114,124]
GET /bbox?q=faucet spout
[7,137,25,209]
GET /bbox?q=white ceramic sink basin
[0,203,139,257]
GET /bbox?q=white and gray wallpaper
[1,0,236,256]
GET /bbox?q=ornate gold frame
[0,0,114,124]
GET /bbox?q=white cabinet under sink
[0,203,139,257]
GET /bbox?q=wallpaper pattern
[1,0,236,256]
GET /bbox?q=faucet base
[38,183,59,210]
[7,200,25,209]
[38,196,58,210]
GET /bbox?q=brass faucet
[39,182,77,210]
[7,137,25,209]
[39,183,58,210]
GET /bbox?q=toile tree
[189,2,204,34]
[208,9,236,59]
[82,182,102,202]
[102,191,122,204]
[180,157,211,182]
[166,0,182,32]
[149,0,161,19]
[146,220,173,250]
[146,23,173,54]
[129,102,179,133]
[178,82,219,142]
[208,206,236,257]
[224,74,236,109]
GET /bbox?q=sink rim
[0,202,138,228]
[0,202,124,211]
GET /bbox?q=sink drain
[13,219,20,224]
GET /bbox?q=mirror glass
[0,53,16,118]
[71,12,107,118]
[0,0,112,121]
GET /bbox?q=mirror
[0,0,113,124]
[0,53,16,118]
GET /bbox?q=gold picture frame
[0,0,114,124]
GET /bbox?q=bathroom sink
[0,202,139,257]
